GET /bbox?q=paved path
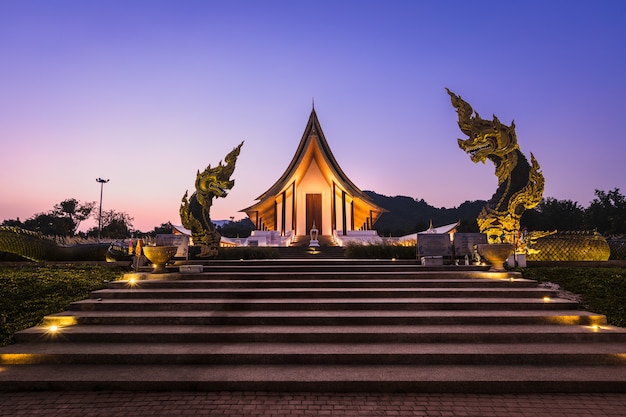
[1,391,625,416]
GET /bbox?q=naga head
[194,142,243,202]
[447,88,519,164]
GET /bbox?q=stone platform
[0,259,625,392]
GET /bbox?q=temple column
[341,190,347,235]
[332,183,337,232]
[281,191,286,236]
[350,201,354,231]
[273,201,277,231]
[292,182,296,234]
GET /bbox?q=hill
[364,191,485,236]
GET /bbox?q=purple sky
[1,1,625,232]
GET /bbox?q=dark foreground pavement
[1,391,625,417]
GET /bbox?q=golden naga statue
[447,89,544,246]
[180,142,243,257]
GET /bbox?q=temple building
[239,108,386,246]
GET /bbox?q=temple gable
[241,108,386,243]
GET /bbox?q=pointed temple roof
[257,109,371,199]
[242,109,386,229]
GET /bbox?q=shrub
[216,247,280,260]
[344,243,416,259]
[608,240,626,260]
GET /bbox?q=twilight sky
[1,1,625,232]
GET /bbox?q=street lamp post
[96,178,109,242]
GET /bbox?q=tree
[1,218,23,227]
[521,197,586,231]
[146,222,174,237]
[2,198,96,237]
[216,218,255,238]
[585,188,626,236]
[87,210,134,239]
[52,199,96,235]
[22,213,75,236]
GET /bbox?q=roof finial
[312,97,315,111]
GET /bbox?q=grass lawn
[0,264,125,346]
[0,264,624,348]
[520,266,626,328]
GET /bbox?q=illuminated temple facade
[239,108,386,246]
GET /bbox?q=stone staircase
[1,259,626,392]
[277,235,343,258]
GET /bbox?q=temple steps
[63,298,578,312]
[38,309,606,326]
[1,259,625,392]
[15,324,626,344]
[0,364,623,393]
[82,287,559,300]
[4,342,626,366]
[107,277,539,289]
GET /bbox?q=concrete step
[276,245,344,259]
[1,364,625,393]
[42,309,607,326]
[14,324,626,344]
[91,287,555,299]
[107,277,540,289]
[1,260,624,393]
[67,298,577,312]
[162,264,492,275]
[2,342,626,366]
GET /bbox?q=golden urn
[142,246,178,274]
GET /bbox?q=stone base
[123,272,181,281]
[507,254,527,268]
[421,256,443,266]
[180,265,203,274]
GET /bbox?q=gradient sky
[1,1,625,232]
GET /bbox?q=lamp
[96,177,109,242]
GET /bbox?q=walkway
[1,391,625,416]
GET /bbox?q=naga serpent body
[0,226,109,262]
[447,89,544,244]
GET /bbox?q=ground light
[46,324,61,340]
[126,277,140,288]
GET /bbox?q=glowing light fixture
[44,316,77,327]
[543,296,551,302]
[126,277,139,288]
